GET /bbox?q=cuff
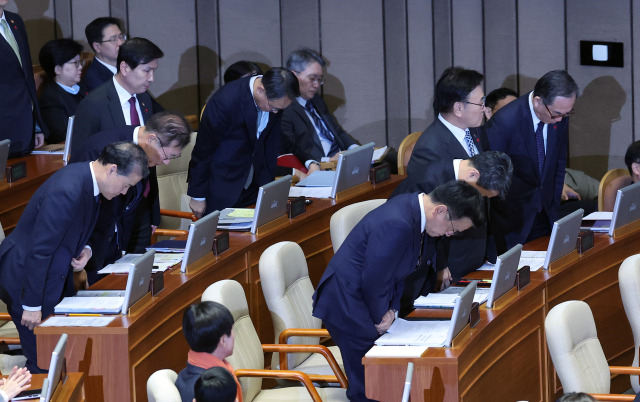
[191,197,206,201]
[22,305,41,312]
[305,160,320,169]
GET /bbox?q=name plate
[213,231,230,255]
[6,161,27,183]
[370,162,391,184]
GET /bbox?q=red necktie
[128,96,140,126]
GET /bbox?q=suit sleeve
[150,170,161,226]
[187,95,230,198]
[553,126,569,213]
[484,112,512,152]
[21,186,82,307]
[361,220,412,325]
[280,111,317,164]
[72,97,102,156]
[39,89,70,143]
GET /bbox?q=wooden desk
[35,176,401,402]
[1,372,85,402]
[0,154,63,235]
[363,232,638,402]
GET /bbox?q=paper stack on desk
[414,287,490,308]
[375,318,450,347]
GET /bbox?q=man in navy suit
[72,37,164,156]
[0,142,148,372]
[485,70,578,250]
[313,181,485,401]
[0,1,47,157]
[72,111,191,283]
[188,68,299,217]
[81,17,125,93]
[281,49,359,174]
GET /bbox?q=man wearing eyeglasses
[485,70,579,250]
[71,111,191,284]
[82,17,126,93]
[281,48,359,176]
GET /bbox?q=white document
[583,211,613,221]
[40,316,116,327]
[372,146,388,163]
[54,296,124,314]
[476,261,496,271]
[519,250,547,271]
[98,253,183,274]
[375,318,450,346]
[288,186,332,198]
[365,345,427,358]
[414,287,490,308]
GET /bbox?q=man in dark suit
[72,111,191,282]
[407,67,489,177]
[81,17,125,93]
[313,181,484,401]
[188,68,299,217]
[72,37,163,156]
[0,1,47,157]
[485,70,578,250]
[0,142,148,372]
[281,49,358,174]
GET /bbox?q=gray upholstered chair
[329,199,386,253]
[259,241,345,384]
[147,369,181,402]
[545,300,639,400]
[619,254,640,393]
[202,280,348,401]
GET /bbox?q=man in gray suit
[72,37,163,155]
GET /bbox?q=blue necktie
[305,100,340,157]
[535,121,545,177]
[464,129,477,157]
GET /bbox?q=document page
[288,186,332,198]
[365,345,427,358]
[519,250,547,271]
[40,316,116,327]
[375,318,450,346]
[54,296,124,314]
[414,287,490,308]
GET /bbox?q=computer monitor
[62,116,74,165]
[0,139,9,180]
[181,210,220,272]
[486,244,522,308]
[250,175,291,233]
[331,142,375,198]
[610,181,640,236]
[543,208,584,269]
[444,280,477,347]
[42,333,68,402]
[121,250,155,314]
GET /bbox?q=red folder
[277,154,308,174]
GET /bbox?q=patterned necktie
[464,129,477,157]
[305,100,340,157]
[128,96,140,126]
[535,121,545,177]
[1,19,22,66]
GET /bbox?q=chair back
[598,168,629,211]
[259,241,322,369]
[202,280,263,402]
[156,131,197,230]
[397,131,422,175]
[619,254,640,392]
[147,369,181,402]
[330,199,386,253]
[545,300,610,394]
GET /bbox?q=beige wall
[8,0,638,178]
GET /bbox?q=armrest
[235,368,322,402]
[590,394,635,401]
[0,337,21,345]
[262,343,348,388]
[609,366,640,375]
[278,328,330,345]
[0,313,11,321]
[160,209,197,221]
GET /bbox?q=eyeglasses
[66,59,85,68]
[100,34,127,44]
[156,137,181,160]
[464,96,486,108]
[295,72,325,86]
[447,212,463,238]
[544,103,575,119]
[267,100,283,113]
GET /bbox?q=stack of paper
[54,297,124,314]
[581,211,613,232]
[414,287,490,308]
[97,253,184,274]
[365,345,427,358]
[519,250,547,271]
[40,316,116,327]
[375,318,450,347]
[218,208,254,231]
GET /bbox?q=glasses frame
[155,137,181,161]
[544,103,575,120]
[65,58,85,68]
[464,96,486,108]
[447,211,463,238]
[100,34,127,44]
[294,71,325,86]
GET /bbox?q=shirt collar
[297,96,309,107]
[94,56,118,75]
[418,193,426,233]
[88,161,100,197]
[249,75,261,111]
[113,75,135,106]
[438,113,467,138]
[453,159,462,180]
[528,91,542,130]
[132,126,140,144]
[56,82,80,95]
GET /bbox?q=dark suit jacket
[71,78,154,156]
[280,94,358,163]
[39,82,84,143]
[80,57,113,94]
[188,76,282,214]
[406,118,488,181]
[0,11,47,157]
[0,163,98,315]
[313,193,432,339]
[72,126,159,269]
[485,93,568,249]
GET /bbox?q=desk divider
[613,219,640,239]
[254,214,290,235]
[127,292,152,316]
[548,250,579,271]
[334,182,373,201]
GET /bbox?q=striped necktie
[464,129,477,157]
[305,100,340,157]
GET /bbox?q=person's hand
[437,267,453,291]
[21,310,41,330]
[34,133,44,148]
[0,366,32,399]
[329,153,341,162]
[561,183,581,201]
[307,163,320,174]
[375,309,396,334]
[73,269,89,291]
[189,198,206,219]
[71,248,92,271]
[151,225,158,234]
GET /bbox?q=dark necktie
[128,96,140,126]
[535,121,545,177]
[305,100,340,157]
[464,129,477,156]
